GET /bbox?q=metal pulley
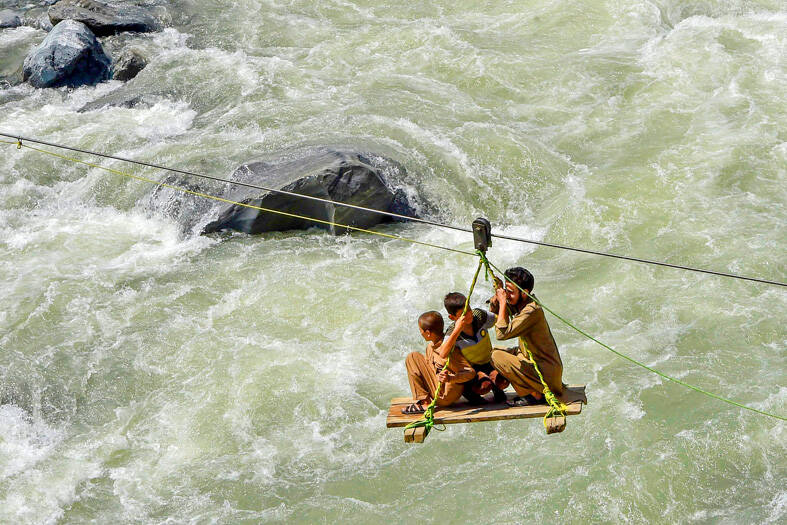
[472,217,492,253]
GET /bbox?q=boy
[490,267,564,407]
[402,310,476,414]
[442,293,510,404]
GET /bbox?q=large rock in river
[22,20,111,88]
[48,0,160,36]
[112,47,146,80]
[201,149,417,235]
[0,9,22,28]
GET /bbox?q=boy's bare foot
[492,387,508,403]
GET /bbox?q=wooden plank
[387,385,587,428]
[404,426,427,443]
[389,385,587,406]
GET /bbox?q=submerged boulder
[22,20,111,88]
[27,12,55,31]
[48,0,160,36]
[0,9,22,28]
[112,47,146,80]
[201,149,418,235]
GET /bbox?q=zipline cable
[1,139,783,422]
[2,132,784,288]
[485,258,786,422]
[0,139,473,256]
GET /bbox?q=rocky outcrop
[202,149,414,235]
[77,82,167,111]
[48,0,161,36]
[0,9,22,28]
[26,11,54,31]
[112,47,146,80]
[22,20,111,88]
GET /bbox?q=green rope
[486,259,786,422]
[405,254,485,436]
[480,251,567,428]
[5,138,784,423]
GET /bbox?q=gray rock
[22,20,111,88]
[26,11,54,31]
[77,82,167,111]
[202,150,406,235]
[112,47,146,81]
[0,8,22,27]
[79,92,145,111]
[48,0,160,36]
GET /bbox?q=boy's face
[448,309,473,323]
[505,282,522,304]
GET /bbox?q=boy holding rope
[442,292,510,404]
[401,310,475,414]
[490,267,565,407]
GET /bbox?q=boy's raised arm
[435,311,471,359]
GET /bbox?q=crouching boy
[402,310,476,414]
[443,293,510,404]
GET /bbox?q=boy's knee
[490,349,508,365]
[405,352,423,368]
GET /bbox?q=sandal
[492,388,508,404]
[401,402,427,414]
[505,395,542,407]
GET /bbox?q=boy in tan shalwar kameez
[490,267,564,407]
[402,310,476,414]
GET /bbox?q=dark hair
[443,292,467,316]
[418,311,444,335]
[504,267,534,294]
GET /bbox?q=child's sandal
[401,402,427,414]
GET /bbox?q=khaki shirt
[425,340,475,384]
[494,298,563,375]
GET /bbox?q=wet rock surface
[202,149,414,235]
[112,47,146,80]
[48,0,161,36]
[22,19,111,88]
[0,8,22,27]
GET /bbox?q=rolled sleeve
[495,304,538,340]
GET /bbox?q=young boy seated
[443,293,510,404]
[401,310,476,414]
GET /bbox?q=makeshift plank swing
[389,386,587,443]
[391,218,587,444]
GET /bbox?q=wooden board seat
[387,385,587,428]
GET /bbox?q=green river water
[1,1,785,523]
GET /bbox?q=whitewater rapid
[1,1,785,523]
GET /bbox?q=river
[1,1,785,523]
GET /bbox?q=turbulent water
[1,1,786,523]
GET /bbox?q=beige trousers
[491,349,564,397]
[405,352,465,406]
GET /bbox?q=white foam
[0,405,62,480]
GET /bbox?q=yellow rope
[1,140,474,256]
[404,256,484,435]
[5,138,786,425]
[477,252,566,430]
